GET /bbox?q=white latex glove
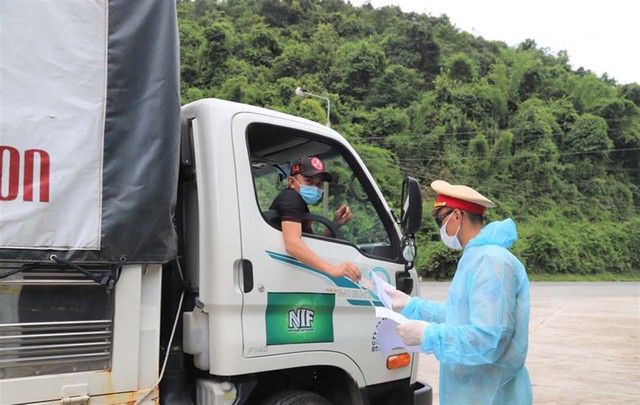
[383,285,411,312]
[397,320,429,347]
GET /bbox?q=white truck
[0,1,431,404]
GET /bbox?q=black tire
[262,389,332,405]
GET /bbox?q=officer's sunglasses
[434,209,455,228]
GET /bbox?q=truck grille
[0,268,114,379]
[0,320,111,365]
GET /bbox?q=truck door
[232,116,407,359]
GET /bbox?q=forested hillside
[176,0,640,278]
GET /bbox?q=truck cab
[176,99,430,404]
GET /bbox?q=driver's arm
[282,220,360,282]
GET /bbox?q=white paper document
[375,306,407,324]
[372,272,395,309]
[374,306,422,354]
[361,273,423,354]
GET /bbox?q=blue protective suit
[402,218,532,404]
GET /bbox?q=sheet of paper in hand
[374,307,422,354]
[372,272,395,309]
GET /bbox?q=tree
[330,40,385,99]
[511,98,562,151]
[382,18,441,81]
[179,19,205,90]
[270,43,312,78]
[352,143,402,203]
[260,0,317,27]
[445,53,478,83]
[365,64,425,108]
[562,114,613,177]
[240,24,282,67]
[467,134,490,178]
[358,107,410,143]
[570,74,617,112]
[201,22,235,87]
[308,24,341,77]
[619,83,640,107]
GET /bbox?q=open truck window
[246,124,398,261]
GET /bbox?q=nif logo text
[288,308,315,330]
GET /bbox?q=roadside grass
[527,271,640,282]
[420,271,640,282]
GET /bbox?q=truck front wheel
[263,390,331,405]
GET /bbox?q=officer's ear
[454,209,464,221]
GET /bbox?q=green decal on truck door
[266,293,335,345]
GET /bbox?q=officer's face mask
[292,177,323,205]
[440,212,463,250]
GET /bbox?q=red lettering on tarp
[24,149,50,202]
[0,146,19,201]
[0,146,50,202]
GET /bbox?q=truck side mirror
[400,176,422,236]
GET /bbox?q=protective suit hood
[465,218,517,251]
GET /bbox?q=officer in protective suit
[388,180,532,405]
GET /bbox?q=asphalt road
[415,282,640,404]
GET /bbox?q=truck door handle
[242,259,254,293]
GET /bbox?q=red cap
[290,156,333,182]
[434,194,486,215]
[431,180,495,215]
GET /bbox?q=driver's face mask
[292,177,323,205]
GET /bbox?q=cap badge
[311,157,324,170]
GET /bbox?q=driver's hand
[333,205,352,227]
[327,261,361,282]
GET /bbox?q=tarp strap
[0,263,40,280]
[47,255,127,290]
[0,257,126,291]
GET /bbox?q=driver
[269,156,361,282]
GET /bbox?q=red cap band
[435,194,486,215]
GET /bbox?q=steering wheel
[263,210,345,240]
[301,213,346,241]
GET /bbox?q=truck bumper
[411,380,433,405]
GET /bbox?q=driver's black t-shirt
[269,188,313,233]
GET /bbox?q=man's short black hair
[466,211,484,225]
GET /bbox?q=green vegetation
[526,272,640,282]
[423,272,640,282]
[176,0,639,279]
